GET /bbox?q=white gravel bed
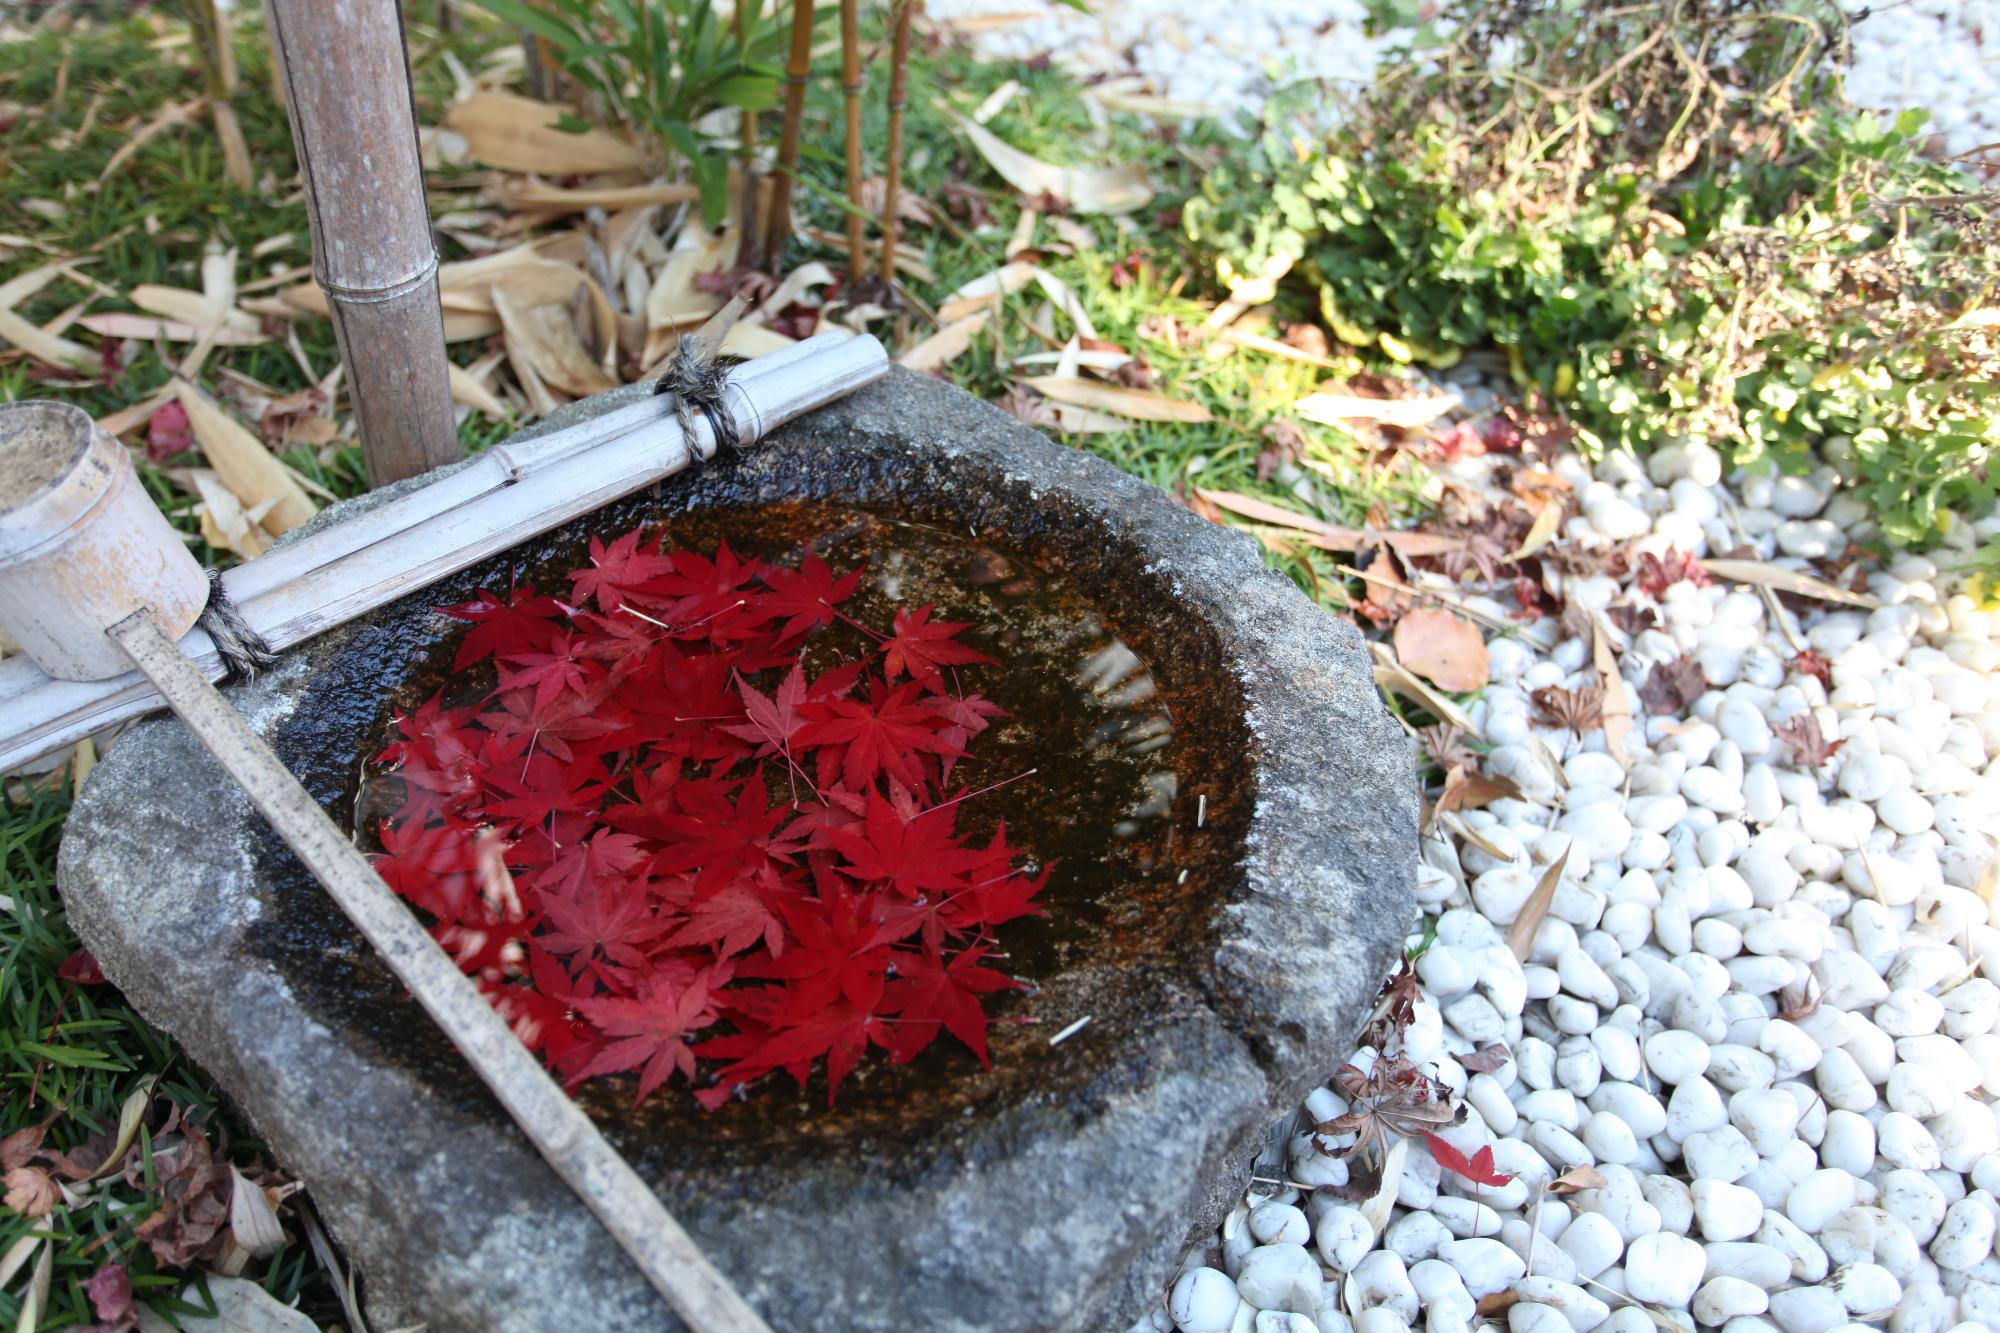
[927,0,2000,166]
[1129,431,2000,1333]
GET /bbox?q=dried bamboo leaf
[936,261,1037,324]
[718,322,798,359]
[496,177,699,214]
[97,97,204,183]
[1295,388,1459,429]
[644,221,737,332]
[175,1276,322,1332]
[1506,848,1570,960]
[1360,1135,1409,1234]
[1372,643,1478,734]
[172,381,316,536]
[1506,500,1565,560]
[227,1165,285,1258]
[492,287,617,397]
[1031,268,1099,340]
[442,92,642,176]
[946,111,1152,214]
[1195,489,1468,557]
[898,311,991,372]
[1697,558,1881,608]
[81,1074,159,1182]
[1021,375,1210,423]
[78,312,267,345]
[0,308,97,372]
[1591,614,1633,769]
[131,285,262,338]
[191,468,272,558]
[210,99,254,191]
[1051,405,1135,434]
[744,262,837,327]
[447,363,509,420]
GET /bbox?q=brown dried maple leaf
[1460,1042,1513,1074]
[1790,650,1834,688]
[1776,713,1845,769]
[1639,656,1708,716]
[1418,723,1479,773]
[130,1118,232,1269]
[3,1164,57,1217]
[1635,549,1712,599]
[1313,1055,1462,1160]
[1532,684,1603,736]
[995,384,1058,431]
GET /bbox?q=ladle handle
[107,610,774,1333]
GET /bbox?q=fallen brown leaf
[442,92,642,175]
[1531,684,1603,736]
[1548,1164,1609,1195]
[2,1165,57,1217]
[1640,656,1708,715]
[1506,847,1570,960]
[1393,609,1490,693]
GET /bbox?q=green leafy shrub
[1185,0,1999,555]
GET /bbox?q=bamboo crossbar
[0,332,887,774]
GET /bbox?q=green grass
[0,8,1435,1326]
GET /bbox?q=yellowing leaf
[172,382,316,537]
[442,93,642,176]
[898,311,990,372]
[1020,376,1210,423]
[1392,608,1490,693]
[1506,499,1565,561]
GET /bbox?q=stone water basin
[59,369,1415,1332]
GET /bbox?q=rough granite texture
[58,369,1415,1332]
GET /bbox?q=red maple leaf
[440,587,568,670]
[758,553,863,640]
[822,790,979,898]
[569,530,676,613]
[1422,1132,1515,1187]
[880,604,994,686]
[568,968,726,1104]
[879,943,1020,1065]
[798,679,963,791]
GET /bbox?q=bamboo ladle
[0,401,775,1332]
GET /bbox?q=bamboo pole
[267,0,460,488]
[880,0,916,282]
[763,0,816,266]
[839,0,867,282]
[110,611,773,1333]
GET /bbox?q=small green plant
[479,0,793,220]
[1186,0,2000,557]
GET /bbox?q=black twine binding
[199,570,280,681]
[653,335,739,457]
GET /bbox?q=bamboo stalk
[267,0,459,488]
[736,0,761,269]
[763,0,815,266]
[880,0,916,282]
[0,333,889,773]
[839,0,866,282]
[187,0,253,190]
[108,611,773,1333]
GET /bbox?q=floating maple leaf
[1639,655,1708,715]
[1530,683,1603,736]
[1776,713,1845,769]
[569,968,726,1106]
[881,604,995,687]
